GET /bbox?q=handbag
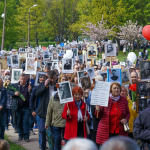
[46,127,54,150]
[115,102,130,132]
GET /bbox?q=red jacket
[95,96,130,145]
[62,100,89,140]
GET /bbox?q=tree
[117,20,143,51]
[83,17,115,44]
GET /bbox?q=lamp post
[28,4,37,47]
[1,0,6,50]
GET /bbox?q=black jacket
[35,82,57,118]
[133,106,150,149]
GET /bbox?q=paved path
[5,125,41,150]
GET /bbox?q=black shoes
[24,139,30,142]
[18,137,23,141]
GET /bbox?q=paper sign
[91,81,110,107]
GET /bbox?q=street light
[1,0,6,50]
[28,4,37,47]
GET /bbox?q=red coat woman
[62,86,89,140]
[95,82,130,145]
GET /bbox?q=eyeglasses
[39,75,47,79]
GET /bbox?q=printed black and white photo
[28,53,33,58]
[19,48,26,52]
[58,81,73,104]
[99,71,107,81]
[11,55,19,68]
[52,52,58,61]
[11,69,23,83]
[107,69,122,84]
[52,62,58,70]
[7,56,11,67]
[80,76,91,90]
[87,44,97,59]
[121,69,131,85]
[140,61,150,81]
[84,67,95,80]
[20,60,26,71]
[135,58,142,68]
[137,99,147,112]
[72,48,78,57]
[35,71,47,86]
[105,43,116,57]
[43,51,50,60]
[137,82,150,97]
[77,71,87,84]
[62,59,73,73]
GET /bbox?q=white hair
[101,136,140,150]
[62,138,98,150]
[95,75,103,81]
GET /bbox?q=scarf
[75,100,83,122]
[110,93,120,102]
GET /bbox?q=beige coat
[45,93,66,127]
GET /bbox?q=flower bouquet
[129,83,137,102]
[4,80,25,101]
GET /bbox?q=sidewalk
[5,126,41,150]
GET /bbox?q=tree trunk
[35,31,38,47]
[133,40,135,51]
[137,40,140,51]
[116,38,120,51]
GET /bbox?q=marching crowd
[0,44,149,150]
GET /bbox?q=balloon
[127,52,137,63]
[142,25,150,40]
[63,54,67,59]
[66,50,73,58]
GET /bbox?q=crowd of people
[0,43,149,150]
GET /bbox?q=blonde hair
[0,140,10,150]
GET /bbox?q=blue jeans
[5,108,11,128]
[52,126,63,150]
[0,111,6,139]
[39,117,46,150]
[36,115,41,147]
[16,108,30,139]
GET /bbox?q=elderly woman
[45,74,68,150]
[62,86,89,140]
[95,82,130,145]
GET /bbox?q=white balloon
[63,54,67,59]
[66,50,73,58]
[127,52,137,63]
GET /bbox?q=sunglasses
[39,75,47,79]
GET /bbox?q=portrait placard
[77,71,87,85]
[37,60,42,71]
[84,67,95,80]
[137,82,150,98]
[107,69,122,84]
[19,59,26,71]
[98,71,107,81]
[35,71,47,86]
[136,98,150,112]
[52,52,58,61]
[121,68,131,85]
[27,53,34,58]
[91,81,111,107]
[7,56,11,67]
[58,81,73,104]
[62,58,73,73]
[43,51,50,60]
[87,44,97,59]
[140,60,150,81]
[72,48,78,57]
[19,53,27,59]
[52,62,58,70]
[11,55,19,68]
[25,58,37,75]
[11,69,23,83]
[80,76,91,90]
[105,43,116,57]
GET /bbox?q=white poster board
[91,81,110,107]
